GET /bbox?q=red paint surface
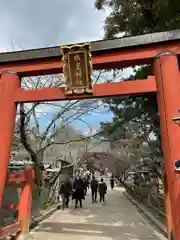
[154,54,180,239]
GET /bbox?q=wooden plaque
[61,43,93,95]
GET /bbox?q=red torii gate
[0,30,180,239]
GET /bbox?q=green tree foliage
[94,0,180,38]
[94,0,180,158]
[93,0,178,178]
[100,66,162,157]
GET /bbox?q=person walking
[110,175,115,189]
[90,176,98,203]
[91,171,95,178]
[98,178,107,205]
[72,176,85,209]
[59,179,73,210]
[82,176,89,196]
[86,170,91,182]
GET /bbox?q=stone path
[30,187,166,240]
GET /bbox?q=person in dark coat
[83,177,89,196]
[110,175,115,189]
[98,178,107,204]
[90,176,98,203]
[87,171,91,182]
[59,180,73,209]
[72,176,85,208]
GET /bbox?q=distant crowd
[59,171,115,209]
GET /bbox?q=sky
[0,0,108,51]
[0,0,132,134]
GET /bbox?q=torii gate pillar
[154,52,180,239]
[0,71,20,207]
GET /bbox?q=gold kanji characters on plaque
[61,43,93,95]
